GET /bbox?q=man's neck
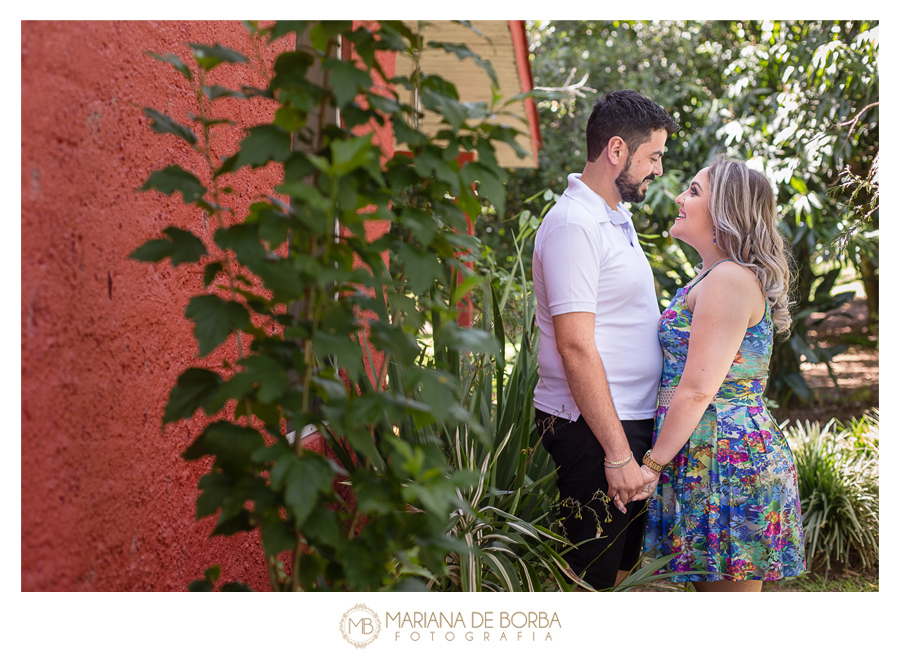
[579,160,623,209]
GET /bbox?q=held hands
[605,459,644,513]
[630,465,660,503]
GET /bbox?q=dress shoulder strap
[686,258,733,292]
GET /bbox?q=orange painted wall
[21,20,394,591]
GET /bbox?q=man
[532,90,679,590]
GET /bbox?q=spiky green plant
[785,413,879,576]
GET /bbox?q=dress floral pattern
[642,268,805,582]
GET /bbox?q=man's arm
[553,311,645,508]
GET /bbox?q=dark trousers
[535,409,653,590]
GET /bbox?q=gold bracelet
[604,452,633,468]
[642,450,666,474]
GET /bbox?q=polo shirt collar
[565,173,633,223]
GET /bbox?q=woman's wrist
[641,449,667,474]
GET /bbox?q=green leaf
[279,455,336,528]
[269,20,311,40]
[312,333,364,381]
[130,226,207,266]
[213,224,266,265]
[331,132,375,174]
[146,51,192,81]
[142,108,197,145]
[185,295,250,356]
[187,579,213,592]
[322,59,373,108]
[202,85,247,100]
[203,262,224,287]
[302,506,342,546]
[211,509,253,536]
[260,519,297,557]
[436,323,500,356]
[238,355,289,404]
[395,244,444,294]
[140,165,206,204]
[188,42,248,71]
[234,125,293,169]
[461,162,506,221]
[309,21,353,52]
[202,421,267,474]
[271,51,319,97]
[369,321,421,366]
[163,368,224,424]
[220,581,254,592]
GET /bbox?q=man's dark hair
[586,90,679,162]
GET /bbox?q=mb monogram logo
[340,604,382,648]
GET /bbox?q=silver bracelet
[603,452,633,468]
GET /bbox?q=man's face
[614,129,668,203]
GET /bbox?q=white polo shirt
[532,173,662,422]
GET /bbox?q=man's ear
[605,136,628,166]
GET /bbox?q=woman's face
[672,167,715,249]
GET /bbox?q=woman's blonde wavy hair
[707,156,794,337]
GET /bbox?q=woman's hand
[631,464,660,501]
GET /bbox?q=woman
[636,156,805,591]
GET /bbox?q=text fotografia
[387,611,561,642]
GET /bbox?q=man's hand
[605,459,644,512]
[631,464,660,502]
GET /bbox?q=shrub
[784,410,879,576]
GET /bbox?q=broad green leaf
[301,506,341,546]
[234,125,293,168]
[213,224,266,265]
[331,133,374,173]
[130,226,207,266]
[369,321,421,366]
[187,579,213,592]
[185,295,250,356]
[309,21,353,52]
[436,323,500,356]
[203,262,223,287]
[269,20,311,40]
[142,108,197,145]
[140,165,206,204]
[260,519,296,557]
[192,472,232,518]
[271,50,316,89]
[461,162,506,222]
[146,51,192,81]
[211,509,253,536]
[202,85,247,100]
[220,581,253,592]
[283,455,336,528]
[322,59,373,108]
[202,421,267,474]
[188,42,248,71]
[204,565,221,583]
[312,332,364,381]
[163,368,224,424]
[395,244,444,294]
[238,355,289,404]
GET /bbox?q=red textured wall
[20,21,370,591]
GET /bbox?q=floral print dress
[642,265,806,582]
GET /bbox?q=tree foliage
[499,20,878,404]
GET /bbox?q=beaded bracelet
[603,452,633,468]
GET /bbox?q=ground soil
[775,297,878,427]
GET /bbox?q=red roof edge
[508,20,542,167]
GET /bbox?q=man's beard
[615,156,656,203]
